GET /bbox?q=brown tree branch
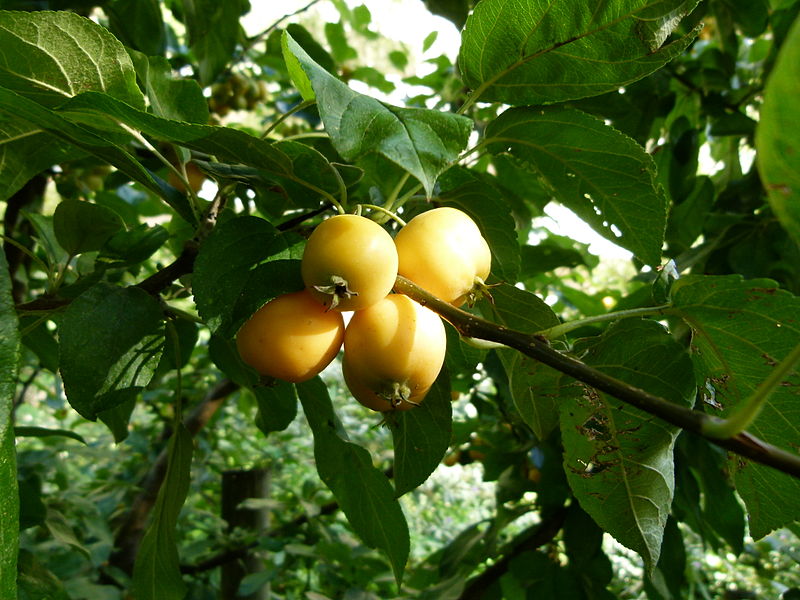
[458,507,568,600]
[393,276,800,480]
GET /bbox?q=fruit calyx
[379,381,415,409]
[313,275,358,310]
[462,276,496,307]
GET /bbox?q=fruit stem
[535,304,675,339]
[357,204,406,227]
[702,341,800,440]
[383,172,411,212]
[261,99,316,139]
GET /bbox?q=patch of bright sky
[243,1,635,262]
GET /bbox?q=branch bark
[394,276,800,480]
[458,507,568,600]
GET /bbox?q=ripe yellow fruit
[236,290,344,382]
[394,207,491,306]
[301,214,398,311]
[342,294,446,411]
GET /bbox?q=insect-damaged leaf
[560,319,695,575]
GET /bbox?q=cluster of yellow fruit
[236,207,491,412]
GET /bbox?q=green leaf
[644,516,687,600]
[128,51,209,124]
[281,32,315,102]
[560,319,695,574]
[181,0,247,86]
[423,0,471,29]
[489,284,562,439]
[505,352,565,441]
[671,274,800,538]
[45,509,91,560]
[283,32,473,196]
[98,398,137,443]
[19,315,58,372]
[17,550,69,600]
[297,378,410,584]
[0,10,144,109]
[13,427,86,444]
[207,335,298,435]
[675,435,745,554]
[98,224,170,268]
[485,106,668,266]
[0,87,197,225]
[457,0,700,106]
[106,0,166,56]
[325,20,358,63]
[193,216,303,336]
[54,91,346,209]
[0,115,78,203]
[254,381,298,436]
[131,423,193,600]
[59,283,164,421]
[389,367,453,497]
[0,247,19,598]
[53,199,125,256]
[756,15,800,245]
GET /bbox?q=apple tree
[1,0,799,598]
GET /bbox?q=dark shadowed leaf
[0,87,197,224]
[193,216,303,336]
[107,0,166,57]
[0,116,78,203]
[457,0,700,106]
[14,427,86,445]
[389,367,453,497]
[297,378,410,584]
[0,247,19,598]
[671,275,800,538]
[489,284,563,439]
[485,106,667,266]
[181,0,248,86]
[59,283,164,421]
[131,424,193,600]
[560,319,695,574]
[53,199,125,256]
[254,381,299,436]
[438,173,521,284]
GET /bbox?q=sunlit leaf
[0,10,144,109]
[757,16,800,245]
[485,106,667,265]
[457,0,700,106]
[283,31,472,196]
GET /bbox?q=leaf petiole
[535,304,674,339]
[357,204,406,227]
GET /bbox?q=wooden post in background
[220,468,271,599]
